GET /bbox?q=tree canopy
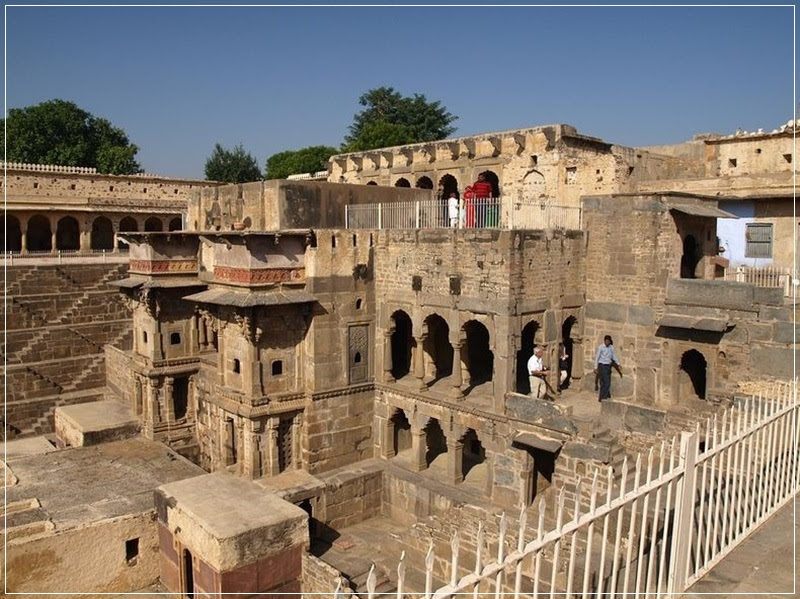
[265,145,338,180]
[342,87,457,152]
[1,99,142,174]
[204,143,262,183]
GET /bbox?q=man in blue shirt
[594,335,622,401]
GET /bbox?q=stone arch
[479,170,501,197]
[522,169,546,198]
[144,217,163,232]
[91,216,114,250]
[424,418,448,467]
[395,177,411,188]
[56,216,80,250]
[439,174,459,199]
[416,176,434,190]
[118,216,138,250]
[390,310,413,380]
[679,349,707,399]
[168,217,182,231]
[4,214,22,252]
[366,181,378,186]
[516,319,542,394]
[423,313,453,383]
[26,215,52,251]
[390,408,412,457]
[460,428,487,483]
[462,320,493,389]
[561,315,578,389]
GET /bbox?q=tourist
[447,192,460,228]
[558,345,570,389]
[472,173,494,226]
[463,185,475,228]
[527,346,549,399]
[594,335,622,401]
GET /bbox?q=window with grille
[745,223,773,258]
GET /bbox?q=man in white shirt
[527,346,549,399]
[447,192,460,228]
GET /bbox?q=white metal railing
[1,248,128,264]
[344,198,582,231]
[333,380,798,598]
[286,170,329,181]
[723,265,798,297]
[1,161,98,174]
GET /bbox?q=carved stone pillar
[265,417,280,476]
[248,423,262,479]
[199,316,208,348]
[292,413,303,470]
[148,378,161,426]
[223,417,236,467]
[236,419,246,475]
[186,378,196,419]
[414,334,427,391]
[20,217,28,254]
[79,225,90,252]
[410,428,427,472]
[383,331,395,383]
[164,378,175,422]
[133,376,143,417]
[571,335,584,381]
[50,229,57,254]
[450,341,464,399]
[447,438,464,485]
[381,416,396,459]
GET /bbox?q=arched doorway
[439,174,459,199]
[561,316,577,389]
[424,418,447,467]
[168,217,182,231]
[423,314,453,383]
[56,216,80,250]
[390,310,413,380]
[461,429,486,484]
[366,181,378,186]
[681,234,700,279]
[90,216,114,250]
[390,409,412,457]
[4,215,22,252]
[144,217,163,232]
[463,320,493,389]
[679,349,707,399]
[182,549,195,598]
[395,178,411,188]
[26,215,52,252]
[416,176,433,190]
[516,321,540,394]
[479,170,501,197]
[118,216,138,250]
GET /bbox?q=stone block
[562,441,610,462]
[585,301,628,323]
[666,279,756,312]
[622,403,665,436]
[751,346,797,379]
[628,305,655,326]
[753,286,784,306]
[758,306,792,322]
[772,322,799,344]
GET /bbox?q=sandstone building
[2,120,797,597]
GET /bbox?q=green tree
[1,99,142,174]
[343,86,457,152]
[265,145,338,180]
[204,143,262,183]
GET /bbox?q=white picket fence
[334,380,798,598]
[344,199,582,231]
[723,265,797,297]
[1,248,129,265]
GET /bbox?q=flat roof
[5,437,204,532]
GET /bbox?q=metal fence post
[378,203,383,230]
[345,205,349,229]
[415,201,420,229]
[668,430,698,594]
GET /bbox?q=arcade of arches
[3,212,181,253]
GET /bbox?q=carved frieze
[214,266,305,285]
[129,259,198,274]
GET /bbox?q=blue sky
[5,4,795,179]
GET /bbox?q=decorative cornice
[310,382,375,401]
[214,265,305,285]
[129,259,197,274]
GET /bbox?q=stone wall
[302,554,353,597]
[105,345,135,408]
[314,458,383,532]
[3,264,133,437]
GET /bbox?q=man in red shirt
[472,173,494,227]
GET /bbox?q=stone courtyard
[1,120,797,597]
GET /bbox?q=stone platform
[54,399,138,448]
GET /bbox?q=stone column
[265,417,280,476]
[450,341,464,399]
[410,428,427,472]
[133,377,143,417]
[199,317,208,348]
[447,438,464,484]
[20,217,28,255]
[383,331,395,383]
[50,227,57,254]
[248,423,262,479]
[190,313,199,352]
[381,416,396,459]
[79,222,90,252]
[148,378,161,427]
[186,378,196,420]
[163,378,174,423]
[571,336,584,381]
[414,334,427,391]
[223,417,236,466]
[236,419,246,475]
[292,413,303,469]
